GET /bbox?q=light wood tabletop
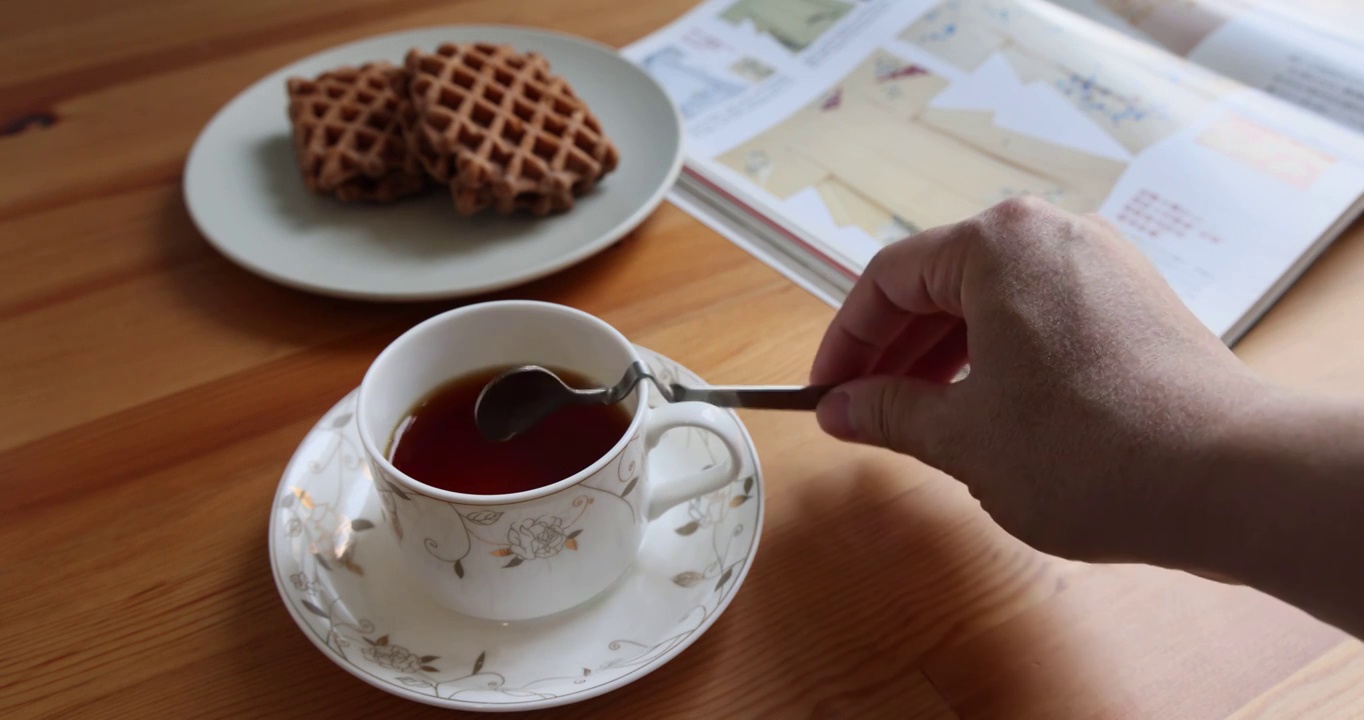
[5,1,1364,718]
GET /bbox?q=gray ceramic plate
[184,26,683,301]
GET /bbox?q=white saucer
[185,26,683,301]
[268,347,762,711]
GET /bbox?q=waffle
[404,43,620,216]
[286,62,426,203]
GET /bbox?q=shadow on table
[153,178,653,348]
[730,457,1102,717]
[539,456,1106,717]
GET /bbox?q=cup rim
[355,300,649,506]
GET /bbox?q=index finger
[810,223,967,385]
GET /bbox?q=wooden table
[5,1,1364,717]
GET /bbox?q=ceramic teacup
[356,300,745,621]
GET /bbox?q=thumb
[816,375,958,464]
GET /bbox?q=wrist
[1119,375,1288,574]
[1152,384,1357,585]
[1114,371,1364,635]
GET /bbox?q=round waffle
[404,43,620,216]
[286,62,426,203]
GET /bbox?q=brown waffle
[404,43,620,216]
[286,62,426,203]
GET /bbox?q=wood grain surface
[4,1,1364,717]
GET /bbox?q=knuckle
[991,195,1050,225]
[972,198,1047,252]
[976,197,1071,263]
[871,382,943,460]
[873,382,907,449]
[863,241,909,285]
[959,216,998,263]
[864,245,891,275]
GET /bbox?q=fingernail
[816,391,856,441]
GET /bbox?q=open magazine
[622,0,1364,344]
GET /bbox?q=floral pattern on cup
[500,516,581,564]
[419,495,597,576]
[380,430,645,583]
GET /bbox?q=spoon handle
[668,384,832,411]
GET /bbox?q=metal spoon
[475,361,831,441]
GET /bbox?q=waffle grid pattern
[286,62,426,203]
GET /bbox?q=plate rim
[184,24,684,302]
[266,346,764,711]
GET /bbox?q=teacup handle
[643,402,747,520]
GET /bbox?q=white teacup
[356,300,745,621]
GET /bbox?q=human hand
[810,197,1263,563]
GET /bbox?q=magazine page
[1045,0,1364,132]
[624,0,1364,340]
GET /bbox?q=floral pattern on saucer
[268,347,763,710]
